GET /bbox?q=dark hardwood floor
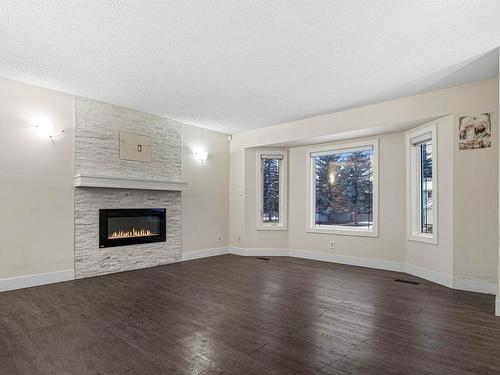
[1,254,499,374]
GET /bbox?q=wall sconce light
[193,151,208,163]
[34,119,64,140]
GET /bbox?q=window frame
[305,139,379,237]
[406,123,438,244]
[256,150,288,231]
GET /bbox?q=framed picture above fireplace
[99,208,166,248]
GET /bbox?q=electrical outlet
[237,236,241,243]
[329,241,335,249]
[217,234,222,242]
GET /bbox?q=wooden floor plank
[1,254,499,374]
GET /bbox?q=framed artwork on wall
[458,113,492,150]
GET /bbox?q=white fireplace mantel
[74,174,188,191]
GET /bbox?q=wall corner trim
[405,263,453,288]
[0,269,75,293]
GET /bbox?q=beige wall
[0,77,75,278]
[453,109,498,284]
[498,51,500,313]
[182,124,230,252]
[0,74,497,294]
[231,79,498,150]
[406,116,455,278]
[231,78,499,287]
[288,132,406,261]
[244,148,289,250]
[229,147,245,247]
[0,77,231,283]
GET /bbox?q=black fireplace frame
[99,208,166,248]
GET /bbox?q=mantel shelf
[74,174,188,191]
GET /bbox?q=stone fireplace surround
[74,98,184,279]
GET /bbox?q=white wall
[231,78,499,292]
[0,77,75,280]
[406,116,455,283]
[230,79,498,150]
[229,145,246,247]
[243,148,289,250]
[498,50,500,313]
[0,74,497,297]
[288,132,406,262]
[0,77,231,288]
[182,124,230,252]
[453,112,498,285]
[497,51,500,314]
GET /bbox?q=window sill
[307,226,378,237]
[257,225,288,231]
[408,234,437,245]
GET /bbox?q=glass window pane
[262,158,280,223]
[420,141,433,234]
[313,148,373,229]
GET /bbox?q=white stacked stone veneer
[74,98,183,279]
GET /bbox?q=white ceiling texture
[0,1,499,134]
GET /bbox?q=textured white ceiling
[0,1,499,134]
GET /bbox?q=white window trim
[406,123,438,244]
[256,150,288,231]
[305,139,379,237]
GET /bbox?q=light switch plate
[119,131,152,162]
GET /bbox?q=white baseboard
[496,300,500,317]
[228,246,245,256]
[0,269,75,293]
[405,263,454,288]
[453,277,497,295]
[2,249,496,298]
[229,247,289,257]
[182,247,228,261]
[223,247,497,295]
[289,249,405,273]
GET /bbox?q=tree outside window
[313,149,373,229]
[262,158,280,223]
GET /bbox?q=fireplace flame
[108,228,158,239]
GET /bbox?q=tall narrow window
[306,140,379,237]
[262,157,280,223]
[256,151,287,230]
[407,123,437,243]
[419,141,433,234]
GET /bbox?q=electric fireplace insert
[99,208,166,248]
